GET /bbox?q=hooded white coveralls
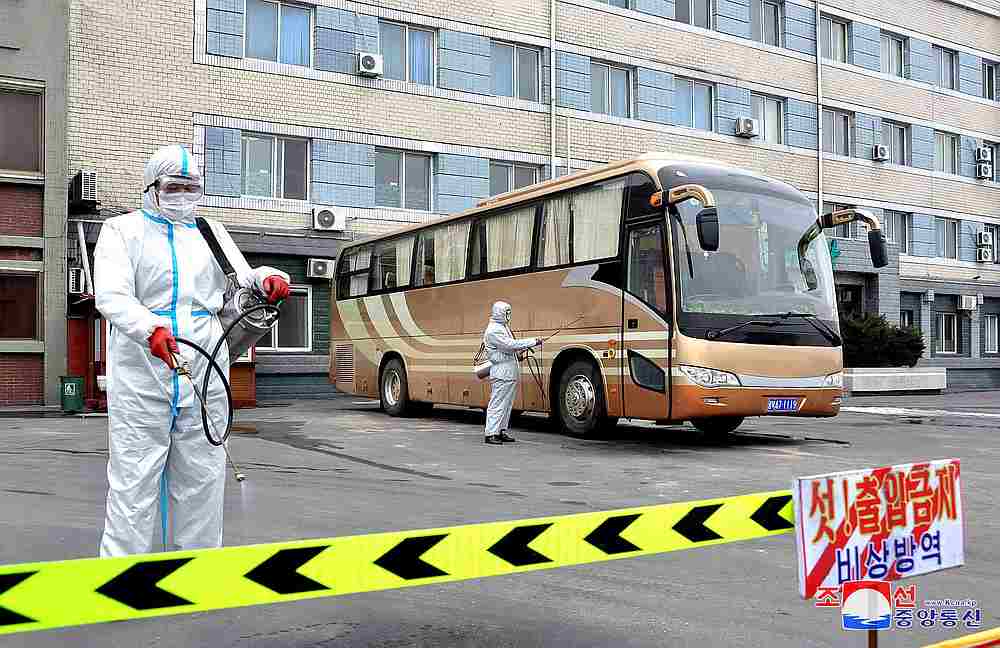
[483,302,539,437]
[94,145,288,556]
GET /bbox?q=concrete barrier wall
[844,367,947,393]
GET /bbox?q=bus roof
[340,153,786,252]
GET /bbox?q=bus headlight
[823,372,843,388]
[678,365,741,388]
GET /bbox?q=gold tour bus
[329,153,887,438]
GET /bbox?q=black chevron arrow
[374,535,449,580]
[244,546,331,595]
[95,558,194,610]
[750,495,794,531]
[488,524,553,566]
[672,504,724,543]
[0,572,37,626]
[584,514,642,555]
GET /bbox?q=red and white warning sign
[793,459,964,600]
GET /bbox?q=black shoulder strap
[195,217,236,277]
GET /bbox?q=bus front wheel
[556,360,610,438]
[380,358,411,417]
[690,416,744,437]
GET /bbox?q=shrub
[840,313,925,368]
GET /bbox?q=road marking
[842,406,1000,419]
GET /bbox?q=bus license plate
[767,398,800,413]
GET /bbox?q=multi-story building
[56,0,1000,397]
[0,1,68,406]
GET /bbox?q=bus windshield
[672,188,837,323]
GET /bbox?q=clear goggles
[151,175,204,200]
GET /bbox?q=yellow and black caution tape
[0,489,793,635]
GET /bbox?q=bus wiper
[764,312,843,346]
[706,318,787,340]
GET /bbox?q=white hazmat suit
[483,302,540,442]
[95,145,288,556]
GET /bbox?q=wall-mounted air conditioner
[977,231,993,247]
[975,163,993,180]
[959,295,977,311]
[312,205,347,231]
[976,247,992,263]
[734,117,759,138]
[357,52,383,77]
[975,147,993,163]
[872,144,889,161]
[68,267,85,294]
[306,258,336,280]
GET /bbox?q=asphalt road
[1,391,998,647]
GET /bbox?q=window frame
[590,61,632,118]
[240,133,310,200]
[985,313,999,354]
[255,284,312,352]
[825,202,855,239]
[935,312,957,354]
[884,210,911,253]
[935,131,960,174]
[378,20,436,85]
[675,0,713,29]
[750,0,782,47]
[491,41,541,101]
[934,46,959,90]
[751,93,784,145]
[880,33,906,78]
[984,62,998,101]
[822,108,852,156]
[820,15,849,63]
[0,88,44,175]
[673,77,714,131]
[489,160,539,196]
[374,148,433,211]
[0,270,42,341]
[243,0,314,67]
[985,223,1000,263]
[881,120,909,166]
[899,309,914,330]
[934,216,958,259]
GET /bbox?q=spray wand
[520,314,587,407]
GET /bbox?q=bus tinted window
[371,237,413,291]
[415,222,470,286]
[627,225,667,313]
[541,178,624,267]
[539,199,571,267]
[485,206,534,272]
[337,246,372,298]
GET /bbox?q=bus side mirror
[695,207,719,252]
[869,229,888,268]
[820,209,889,269]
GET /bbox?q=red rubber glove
[148,326,178,368]
[262,275,290,304]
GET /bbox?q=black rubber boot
[485,434,504,445]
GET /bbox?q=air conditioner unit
[976,163,993,180]
[68,170,98,214]
[838,289,854,302]
[734,117,759,138]
[923,290,935,303]
[357,52,383,77]
[68,267,85,294]
[975,147,993,163]
[306,258,336,280]
[959,295,977,310]
[976,247,992,263]
[312,205,347,231]
[872,144,889,162]
[977,231,993,247]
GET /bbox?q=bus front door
[621,222,671,421]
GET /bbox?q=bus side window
[627,225,668,313]
[371,237,413,291]
[337,247,372,298]
[626,172,659,220]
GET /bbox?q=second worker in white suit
[483,301,542,445]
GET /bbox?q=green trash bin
[60,376,85,413]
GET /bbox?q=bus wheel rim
[565,374,595,420]
[385,370,401,406]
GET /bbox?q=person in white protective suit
[94,144,290,556]
[483,301,542,445]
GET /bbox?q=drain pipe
[815,1,824,212]
[550,0,557,176]
[566,116,571,175]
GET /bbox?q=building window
[985,224,1000,263]
[985,62,998,101]
[884,210,911,253]
[936,312,957,354]
[935,132,959,174]
[751,94,783,144]
[489,161,538,196]
[599,0,630,7]
[375,149,431,210]
[676,0,711,28]
[822,109,851,155]
[257,285,311,351]
[0,273,39,339]
[988,143,1000,183]
[0,90,43,173]
[379,21,434,85]
[824,202,853,239]
[245,0,311,66]
[750,0,782,46]
[240,134,309,199]
[674,78,713,131]
[880,34,905,77]
[986,314,999,353]
[591,62,631,117]
[881,121,908,165]
[934,46,958,90]
[935,217,958,259]
[900,309,914,329]
[820,16,849,63]
[491,42,540,101]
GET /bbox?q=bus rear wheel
[691,416,744,437]
[380,358,411,417]
[556,360,610,438]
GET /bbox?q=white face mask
[157,191,200,222]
